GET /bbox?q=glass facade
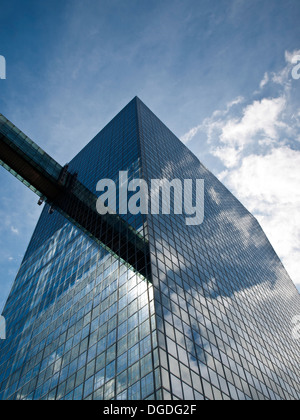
[0,98,159,401]
[137,98,300,400]
[0,97,299,400]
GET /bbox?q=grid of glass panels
[23,98,145,261]
[0,98,159,400]
[136,98,300,401]
[0,223,159,400]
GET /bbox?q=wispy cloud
[10,226,19,235]
[180,96,244,145]
[259,72,269,89]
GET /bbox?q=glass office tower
[0,97,299,400]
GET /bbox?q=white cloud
[260,72,269,89]
[221,147,300,287]
[183,50,300,289]
[213,146,241,168]
[180,96,244,145]
[218,97,286,158]
[181,125,201,145]
[10,226,19,235]
[270,49,300,87]
[285,49,300,65]
[199,96,288,168]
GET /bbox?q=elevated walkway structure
[0,114,150,279]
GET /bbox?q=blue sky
[0,0,299,310]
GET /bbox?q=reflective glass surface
[136,98,300,400]
[0,98,159,400]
